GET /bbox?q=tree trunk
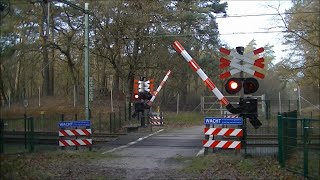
[49,4,55,96]
[66,54,78,99]
[14,60,20,99]
[0,63,7,105]
[39,2,51,96]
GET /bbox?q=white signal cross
[219,47,265,79]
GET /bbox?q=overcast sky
[216,0,293,63]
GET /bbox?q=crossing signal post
[132,77,154,127]
[220,45,264,129]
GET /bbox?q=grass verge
[178,152,303,179]
[0,150,120,179]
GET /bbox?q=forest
[0,0,319,114]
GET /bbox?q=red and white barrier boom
[172,41,241,114]
[146,70,172,107]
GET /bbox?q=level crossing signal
[219,47,265,79]
[225,77,259,94]
[133,78,154,100]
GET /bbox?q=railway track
[2,131,319,149]
[2,131,124,145]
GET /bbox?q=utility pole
[50,0,91,120]
[84,3,90,120]
[235,46,247,154]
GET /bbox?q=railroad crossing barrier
[58,120,92,150]
[203,117,243,155]
[149,112,163,126]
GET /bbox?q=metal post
[74,85,76,107]
[201,96,204,114]
[124,102,127,121]
[149,109,152,132]
[176,93,179,114]
[278,114,285,167]
[113,112,116,132]
[279,92,282,113]
[38,86,41,107]
[110,75,114,112]
[160,111,163,126]
[298,86,301,116]
[303,119,309,178]
[98,113,101,132]
[29,117,34,152]
[109,112,112,133]
[141,110,145,127]
[204,124,210,155]
[84,3,90,120]
[60,114,65,150]
[8,91,10,108]
[128,100,132,121]
[119,107,121,128]
[0,119,4,154]
[24,113,27,149]
[236,47,247,154]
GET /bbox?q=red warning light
[225,78,241,94]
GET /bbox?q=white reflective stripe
[230,129,242,136]
[155,85,162,92]
[78,140,85,145]
[163,76,169,82]
[78,130,86,136]
[229,141,241,148]
[59,131,63,136]
[68,140,76,146]
[181,50,193,62]
[86,139,92,144]
[203,140,214,147]
[66,130,75,136]
[197,69,208,81]
[166,70,172,76]
[230,69,240,75]
[150,96,156,102]
[216,141,227,148]
[212,88,224,100]
[59,141,64,146]
[217,128,228,136]
[205,128,216,135]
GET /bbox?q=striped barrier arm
[172,40,241,114]
[147,70,172,107]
